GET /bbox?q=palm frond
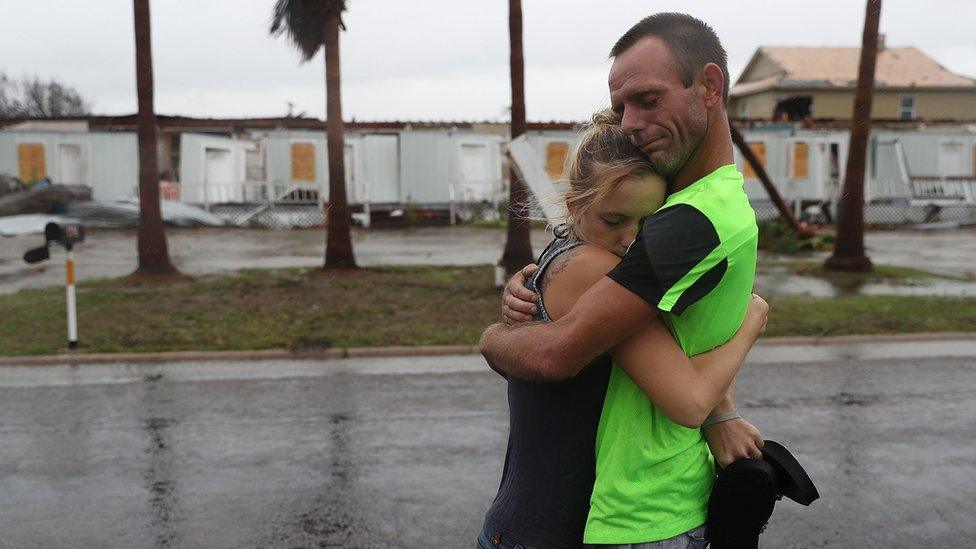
[270,0,347,62]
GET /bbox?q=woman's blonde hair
[554,108,657,239]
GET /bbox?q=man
[482,13,769,547]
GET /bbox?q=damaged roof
[732,46,976,98]
[0,115,582,132]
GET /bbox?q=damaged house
[730,39,976,122]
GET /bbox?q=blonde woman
[477,110,767,549]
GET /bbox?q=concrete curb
[0,345,482,366]
[0,333,972,367]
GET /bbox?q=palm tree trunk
[730,125,812,238]
[322,11,356,268]
[501,0,534,277]
[826,0,880,272]
[133,0,176,275]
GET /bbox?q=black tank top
[484,236,613,548]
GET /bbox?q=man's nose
[620,106,643,137]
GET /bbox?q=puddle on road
[754,265,976,298]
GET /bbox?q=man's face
[609,37,708,178]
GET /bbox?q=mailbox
[22,221,85,348]
[44,222,85,248]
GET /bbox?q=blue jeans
[475,521,536,549]
[593,525,708,549]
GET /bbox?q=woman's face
[574,173,667,257]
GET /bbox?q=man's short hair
[610,13,730,105]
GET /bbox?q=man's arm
[480,276,657,382]
[501,264,538,324]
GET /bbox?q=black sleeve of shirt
[606,204,724,315]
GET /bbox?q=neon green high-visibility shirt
[584,164,759,544]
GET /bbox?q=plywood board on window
[291,142,316,181]
[742,142,766,178]
[17,143,46,183]
[546,142,569,180]
[792,142,809,179]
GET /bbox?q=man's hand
[703,417,764,468]
[502,263,539,324]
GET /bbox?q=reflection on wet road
[4,226,974,294]
[0,345,974,547]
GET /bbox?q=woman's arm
[611,295,768,428]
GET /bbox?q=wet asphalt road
[3,226,975,294]
[1,340,975,548]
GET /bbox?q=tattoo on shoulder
[540,246,584,291]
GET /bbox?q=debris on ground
[65,199,225,228]
[0,180,91,217]
[0,214,83,236]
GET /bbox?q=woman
[477,110,767,548]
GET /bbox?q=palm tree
[132,0,177,275]
[500,0,534,277]
[271,0,356,268]
[825,0,880,272]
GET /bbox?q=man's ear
[699,63,725,108]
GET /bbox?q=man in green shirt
[482,12,769,547]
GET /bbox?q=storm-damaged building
[730,38,976,122]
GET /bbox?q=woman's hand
[704,417,764,468]
[741,293,769,340]
[502,263,539,325]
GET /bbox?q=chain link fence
[751,199,976,228]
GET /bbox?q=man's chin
[647,152,681,177]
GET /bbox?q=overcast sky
[3,0,975,122]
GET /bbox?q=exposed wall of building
[178,133,255,203]
[732,88,976,120]
[0,131,138,200]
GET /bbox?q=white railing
[911,176,976,203]
[180,181,322,208]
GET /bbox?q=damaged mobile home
[1,114,975,227]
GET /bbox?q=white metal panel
[86,133,139,200]
[457,142,491,202]
[398,130,447,203]
[362,134,399,203]
[57,143,90,185]
[508,134,565,221]
[343,138,360,203]
[938,141,967,177]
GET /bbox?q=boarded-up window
[742,142,766,178]
[291,142,316,181]
[546,142,569,180]
[792,142,809,179]
[18,143,46,183]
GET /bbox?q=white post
[449,177,457,226]
[363,175,372,229]
[66,248,78,349]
